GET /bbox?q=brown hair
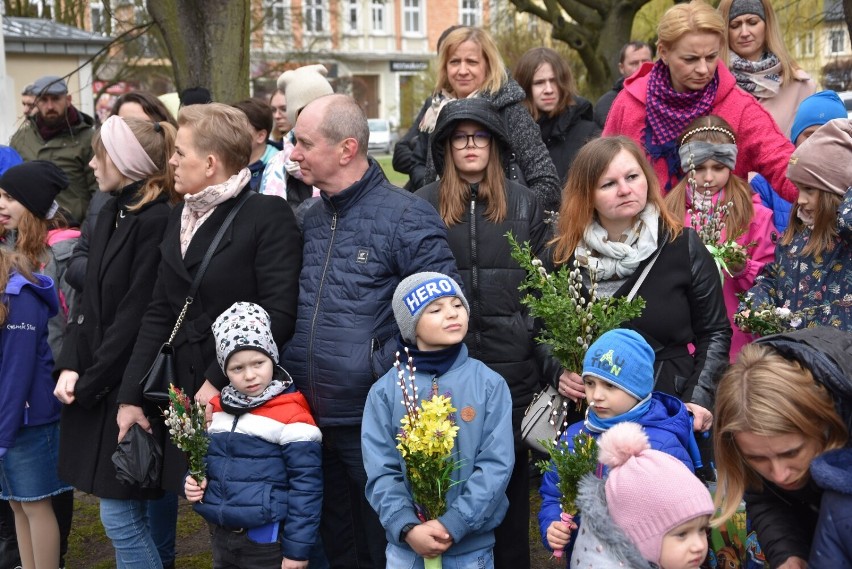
[92,117,178,209]
[0,249,36,326]
[666,115,753,240]
[439,122,507,225]
[7,209,70,274]
[513,47,575,121]
[231,98,274,135]
[657,0,726,52]
[177,103,252,174]
[435,27,507,97]
[550,136,682,264]
[713,342,849,524]
[718,0,803,82]
[782,190,843,256]
[111,91,177,127]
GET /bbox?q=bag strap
[166,190,255,344]
[625,241,665,302]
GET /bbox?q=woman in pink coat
[603,0,797,202]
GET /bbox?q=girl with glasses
[415,97,548,569]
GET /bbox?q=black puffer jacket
[416,98,549,438]
[743,328,852,568]
[537,96,601,184]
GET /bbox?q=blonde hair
[177,103,252,174]
[550,136,682,264]
[712,342,849,524]
[439,126,507,225]
[782,190,843,256]
[435,27,508,97]
[718,0,802,81]
[92,118,178,210]
[657,0,726,52]
[666,115,754,240]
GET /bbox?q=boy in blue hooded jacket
[538,328,703,560]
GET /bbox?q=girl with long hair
[0,247,71,569]
[53,115,177,568]
[664,115,776,359]
[742,118,852,330]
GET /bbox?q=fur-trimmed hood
[571,473,657,569]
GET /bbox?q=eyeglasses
[450,131,491,149]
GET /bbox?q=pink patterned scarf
[179,168,250,257]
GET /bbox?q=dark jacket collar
[321,159,389,213]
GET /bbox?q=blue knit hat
[582,329,655,400]
[790,90,847,144]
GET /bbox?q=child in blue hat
[538,328,702,560]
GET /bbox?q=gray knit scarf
[730,51,782,99]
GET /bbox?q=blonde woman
[411,27,561,211]
[713,329,851,569]
[719,0,815,138]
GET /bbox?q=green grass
[375,155,408,188]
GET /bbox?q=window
[829,30,847,55]
[304,0,326,34]
[134,3,157,57]
[403,0,422,34]
[797,31,814,58]
[90,1,106,34]
[346,0,360,34]
[371,0,385,33]
[460,0,480,26]
[264,0,288,34]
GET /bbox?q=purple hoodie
[0,271,59,448]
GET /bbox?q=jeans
[386,544,494,569]
[146,491,177,567]
[320,425,387,568]
[100,498,163,569]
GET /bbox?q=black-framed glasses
[450,131,491,149]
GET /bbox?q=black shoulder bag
[139,191,253,404]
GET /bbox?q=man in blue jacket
[282,94,460,569]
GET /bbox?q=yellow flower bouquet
[394,349,461,568]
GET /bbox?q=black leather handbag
[139,190,253,404]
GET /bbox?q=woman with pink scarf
[602,0,798,202]
[116,103,302,498]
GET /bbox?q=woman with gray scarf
[719,0,815,139]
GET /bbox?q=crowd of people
[0,0,849,568]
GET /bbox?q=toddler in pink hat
[571,422,715,569]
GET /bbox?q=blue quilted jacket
[282,161,459,426]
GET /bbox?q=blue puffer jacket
[282,161,459,426]
[362,344,514,555]
[0,272,59,449]
[809,448,852,568]
[750,173,793,234]
[538,392,698,554]
[193,389,323,561]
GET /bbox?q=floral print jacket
[744,187,852,330]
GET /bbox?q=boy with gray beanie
[183,302,322,569]
[362,272,514,568]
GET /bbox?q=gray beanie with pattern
[392,272,469,345]
[212,302,279,373]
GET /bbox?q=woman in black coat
[416,97,547,569]
[549,136,730,434]
[53,116,177,567]
[115,104,302,495]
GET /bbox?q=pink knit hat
[600,422,715,564]
[787,118,852,196]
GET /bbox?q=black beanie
[0,160,68,219]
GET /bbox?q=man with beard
[10,75,97,224]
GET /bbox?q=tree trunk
[509,0,654,98]
[844,0,852,49]
[146,0,251,103]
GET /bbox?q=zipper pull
[24,401,29,425]
[331,213,337,231]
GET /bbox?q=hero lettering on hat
[403,277,458,315]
